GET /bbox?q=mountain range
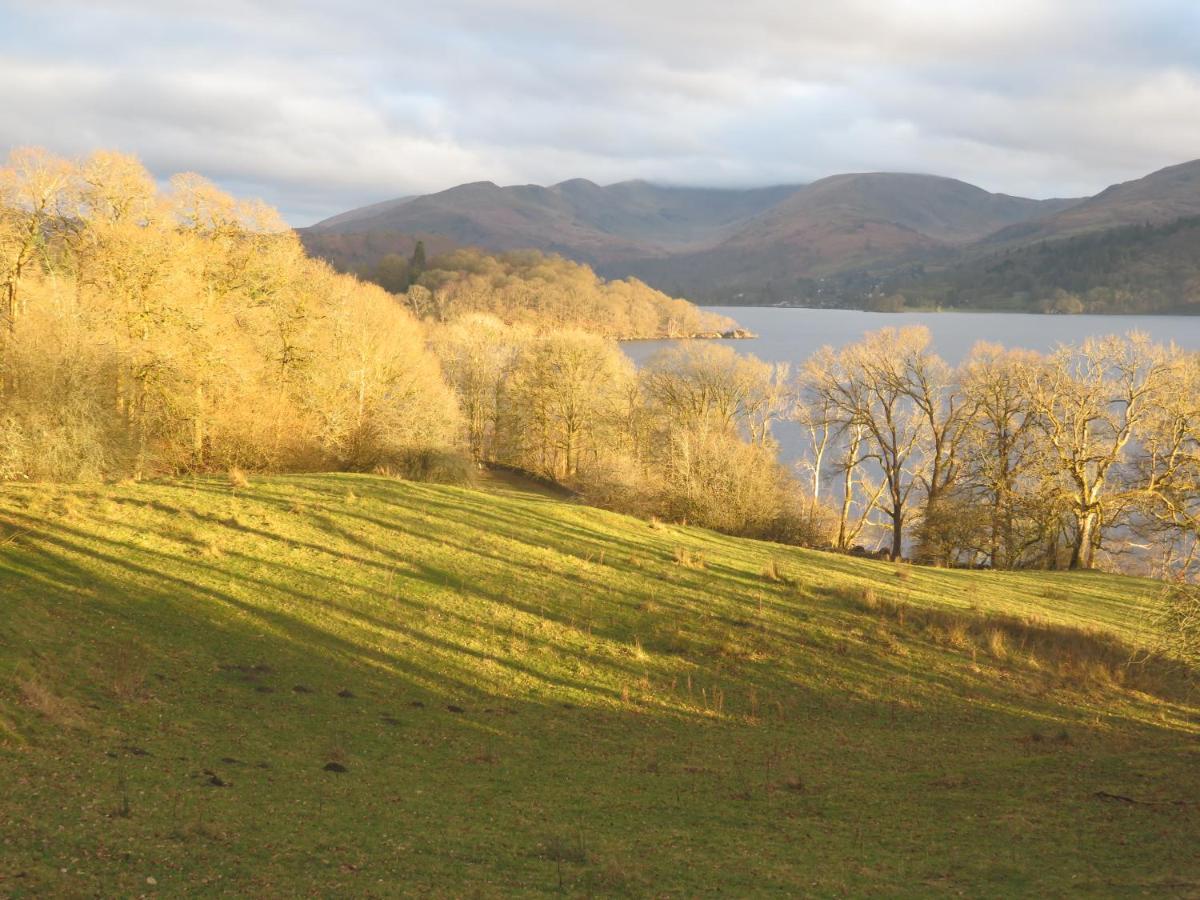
[301,159,1200,312]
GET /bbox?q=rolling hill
[985,159,1200,246]
[305,178,802,266]
[304,159,1200,310]
[2,472,1198,895]
[891,214,1200,313]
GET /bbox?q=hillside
[615,174,1078,301]
[892,215,1200,313]
[305,179,802,266]
[304,160,1200,309]
[304,173,1078,302]
[2,474,1198,895]
[986,159,1200,247]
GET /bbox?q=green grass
[1,473,1197,896]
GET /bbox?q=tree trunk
[192,384,205,470]
[1069,510,1098,570]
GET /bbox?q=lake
[623,306,1200,466]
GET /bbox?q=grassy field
[1,473,1197,896]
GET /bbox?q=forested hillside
[889,216,1200,313]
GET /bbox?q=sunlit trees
[1130,351,1200,580]
[432,314,527,461]
[407,248,735,339]
[805,328,932,560]
[0,146,459,482]
[641,344,788,444]
[0,147,75,333]
[955,344,1047,568]
[640,344,802,537]
[1023,334,1178,569]
[501,330,633,482]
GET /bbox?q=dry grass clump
[762,558,784,582]
[985,628,1008,661]
[98,642,150,703]
[672,547,706,569]
[19,676,83,727]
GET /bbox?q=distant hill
[611,174,1077,302]
[892,215,1200,314]
[984,159,1200,247]
[304,158,1200,311]
[306,179,802,266]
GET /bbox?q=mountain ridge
[303,159,1200,311]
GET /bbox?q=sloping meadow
[1,475,1197,895]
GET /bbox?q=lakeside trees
[795,329,1200,576]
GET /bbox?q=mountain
[891,214,1200,314]
[984,159,1200,246]
[306,178,802,266]
[610,174,1077,301]
[304,158,1200,310]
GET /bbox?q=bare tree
[957,343,1045,568]
[1023,334,1177,570]
[807,328,933,559]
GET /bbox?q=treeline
[797,328,1200,576]
[374,244,737,339]
[0,148,459,481]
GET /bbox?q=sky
[2,0,1199,225]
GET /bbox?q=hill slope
[306,179,802,266]
[893,214,1200,313]
[986,159,1200,246]
[615,174,1077,300]
[2,475,1197,895]
[304,161,1200,308]
[304,173,1078,302]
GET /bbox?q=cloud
[2,0,1198,222]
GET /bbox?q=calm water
[623,306,1200,464]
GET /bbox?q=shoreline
[694,303,1200,317]
[619,328,757,341]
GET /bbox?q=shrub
[1146,583,1200,671]
[388,449,476,486]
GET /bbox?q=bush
[1147,583,1200,671]
[386,448,477,486]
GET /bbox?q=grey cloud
[2,0,1198,222]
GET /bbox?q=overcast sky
[3,0,1198,224]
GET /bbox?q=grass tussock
[18,676,83,727]
[672,546,706,569]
